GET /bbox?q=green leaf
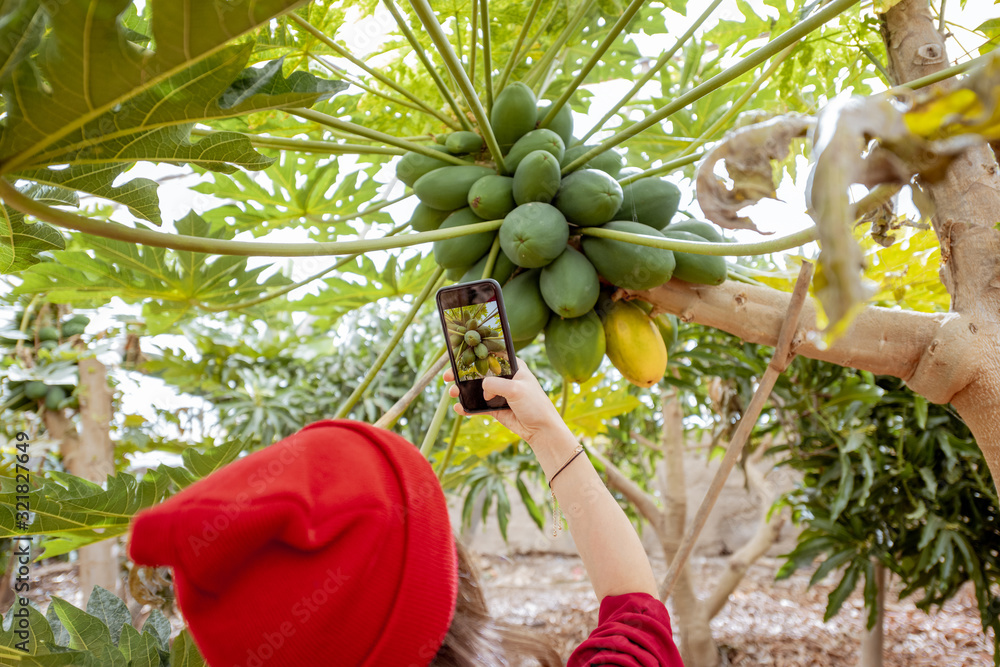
[516,475,546,531]
[824,560,861,621]
[914,395,928,429]
[1,600,53,654]
[118,624,159,667]
[84,586,130,647]
[16,164,161,224]
[180,437,246,480]
[169,629,207,667]
[0,198,64,274]
[809,547,857,587]
[48,597,112,653]
[141,611,170,653]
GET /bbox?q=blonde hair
[431,539,563,667]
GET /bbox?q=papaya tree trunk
[859,560,887,667]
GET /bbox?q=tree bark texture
[638,1,1000,489]
[859,560,887,667]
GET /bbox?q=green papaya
[582,220,676,290]
[460,348,476,366]
[38,326,59,342]
[474,357,490,376]
[659,230,728,285]
[461,251,517,284]
[465,330,482,346]
[45,386,66,411]
[483,337,505,352]
[61,322,86,337]
[467,318,480,330]
[512,150,561,205]
[544,310,605,383]
[396,145,452,187]
[502,270,551,341]
[445,131,484,154]
[468,175,516,220]
[491,82,538,153]
[415,165,496,211]
[500,203,569,268]
[665,219,727,243]
[433,208,495,269]
[410,203,452,232]
[560,145,624,177]
[446,265,470,281]
[505,129,565,172]
[435,134,448,144]
[474,343,489,359]
[66,314,90,327]
[553,169,623,227]
[615,178,681,230]
[40,340,57,351]
[25,381,48,400]
[536,101,573,146]
[450,333,464,348]
[540,247,600,318]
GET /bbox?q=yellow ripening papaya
[603,299,667,388]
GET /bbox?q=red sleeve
[567,592,685,667]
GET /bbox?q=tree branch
[588,443,663,523]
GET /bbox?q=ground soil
[474,550,995,666]
[12,549,994,665]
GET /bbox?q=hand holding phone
[436,279,519,413]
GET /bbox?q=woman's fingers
[443,367,455,383]
[448,383,460,398]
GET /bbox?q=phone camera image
[443,300,512,381]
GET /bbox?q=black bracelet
[548,445,585,489]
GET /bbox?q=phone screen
[436,279,518,413]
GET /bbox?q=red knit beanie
[128,419,458,667]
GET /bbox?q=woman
[128,362,684,666]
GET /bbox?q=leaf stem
[421,389,454,458]
[381,0,473,130]
[0,178,502,257]
[480,0,495,115]
[409,0,508,174]
[481,236,501,278]
[469,0,479,82]
[578,225,818,256]
[559,379,569,418]
[563,0,861,174]
[540,0,650,128]
[189,128,406,156]
[334,266,446,419]
[202,222,412,312]
[617,151,703,186]
[579,0,723,142]
[436,414,465,478]
[524,0,596,92]
[677,44,796,159]
[494,0,545,94]
[902,50,992,90]
[288,13,460,130]
[287,108,471,165]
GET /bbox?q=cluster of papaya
[0,313,88,412]
[444,305,512,379]
[398,82,728,386]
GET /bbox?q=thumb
[481,375,514,401]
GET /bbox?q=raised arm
[446,362,658,600]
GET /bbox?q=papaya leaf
[118,624,159,667]
[0,202,64,275]
[84,587,130,647]
[169,629,207,667]
[1,600,53,654]
[16,164,161,224]
[0,0,44,84]
[48,597,113,653]
[141,611,170,653]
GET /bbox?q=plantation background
[1,0,999,665]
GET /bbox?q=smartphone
[436,279,519,413]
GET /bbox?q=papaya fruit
[25,381,48,400]
[45,386,66,411]
[474,343,489,359]
[483,337,505,353]
[432,208,495,269]
[536,101,573,147]
[460,348,476,366]
[582,220,676,290]
[488,355,502,375]
[467,318,480,330]
[435,134,448,145]
[445,131,483,154]
[468,175,516,220]
[505,129,565,172]
[553,169,623,227]
[475,357,489,376]
[615,178,681,230]
[500,203,569,268]
[502,270,551,341]
[465,330,482,347]
[491,82,538,153]
[61,321,86,337]
[66,314,90,327]
[38,326,59,342]
[415,165,495,211]
[446,265,470,281]
[659,230,728,285]
[540,247,600,318]
[665,219,726,243]
[461,250,516,284]
[544,310,605,383]
[561,145,624,177]
[410,203,452,232]
[603,300,667,388]
[40,340,57,351]
[512,150,562,205]
[396,145,452,187]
